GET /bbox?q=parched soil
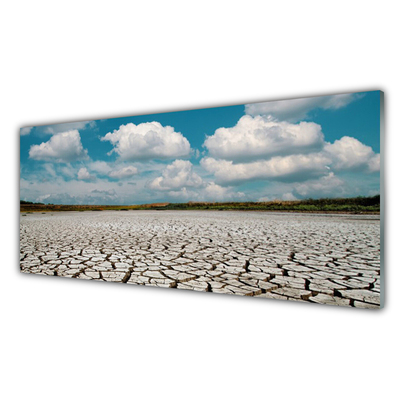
[20,210,381,309]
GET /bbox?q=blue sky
[20,91,381,205]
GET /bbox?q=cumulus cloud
[77,167,95,181]
[148,160,246,201]
[29,130,88,163]
[368,154,380,173]
[202,182,245,201]
[43,163,56,178]
[20,176,130,205]
[91,189,117,196]
[293,172,345,198]
[254,173,346,202]
[60,165,76,178]
[203,115,324,161]
[201,153,330,185]
[258,196,273,202]
[324,136,380,172]
[245,93,361,122]
[35,189,117,205]
[87,161,139,179]
[202,114,379,187]
[40,120,96,135]
[88,161,113,175]
[282,192,299,201]
[101,122,191,161]
[20,127,33,136]
[109,166,138,179]
[167,183,245,202]
[149,160,203,191]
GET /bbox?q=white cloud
[245,93,361,122]
[90,189,117,197]
[324,136,380,171]
[149,160,202,191]
[109,166,138,179]
[201,153,330,185]
[20,176,133,205]
[202,114,379,187]
[254,172,346,202]
[88,161,138,179]
[101,122,191,161]
[29,130,88,163]
[202,182,245,201]
[293,172,345,198]
[43,163,56,178]
[368,154,380,172]
[20,127,33,136]
[77,167,95,181]
[35,188,117,205]
[282,192,298,201]
[40,120,96,135]
[148,160,246,201]
[88,161,113,175]
[60,165,76,178]
[258,196,272,202]
[167,183,245,202]
[203,115,324,161]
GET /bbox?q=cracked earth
[20,210,381,308]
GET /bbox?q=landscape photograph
[19,90,382,308]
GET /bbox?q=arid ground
[20,210,381,308]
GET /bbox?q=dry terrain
[20,210,381,308]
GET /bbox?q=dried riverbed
[20,210,381,308]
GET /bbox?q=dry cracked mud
[20,210,381,308]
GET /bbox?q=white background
[2,1,398,399]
